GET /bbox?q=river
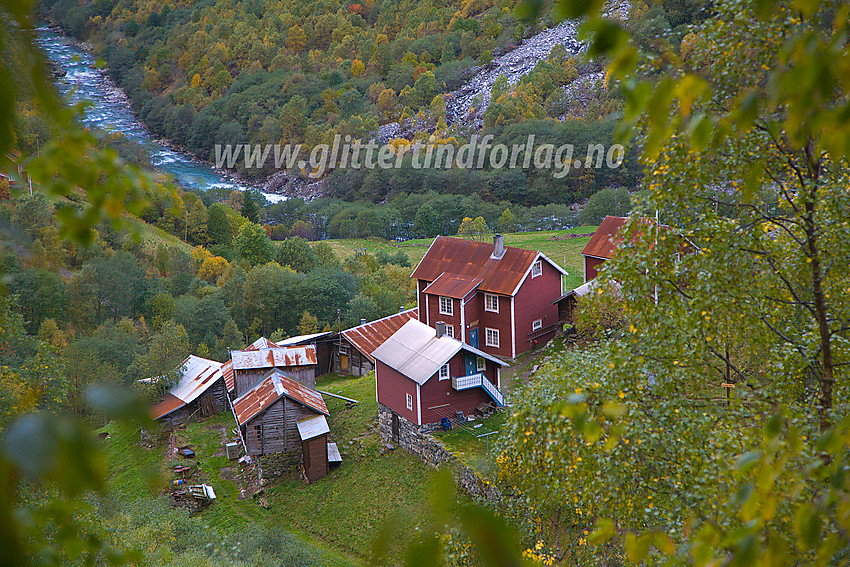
[35,26,285,203]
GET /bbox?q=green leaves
[1,413,106,496]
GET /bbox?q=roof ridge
[341,307,418,333]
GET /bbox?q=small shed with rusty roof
[150,355,228,426]
[230,345,317,397]
[332,308,419,376]
[232,369,330,464]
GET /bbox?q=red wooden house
[373,319,508,429]
[410,235,567,359]
[581,216,628,282]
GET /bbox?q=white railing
[451,372,504,406]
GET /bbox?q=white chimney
[435,321,446,338]
[492,234,505,259]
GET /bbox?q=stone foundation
[257,450,301,481]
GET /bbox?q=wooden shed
[230,345,317,397]
[150,355,228,427]
[232,369,329,459]
[277,331,334,377]
[297,414,330,483]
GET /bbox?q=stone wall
[257,449,301,481]
[377,404,500,504]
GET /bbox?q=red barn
[411,235,566,358]
[581,216,628,282]
[373,319,508,429]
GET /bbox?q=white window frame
[531,260,542,278]
[476,356,486,372]
[484,293,499,313]
[532,319,543,331]
[444,325,454,338]
[485,327,500,348]
[338,344,349,355]
[406,393,413,410]
[439,296,453,316]
[439,363,450,381]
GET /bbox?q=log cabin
[232,369,330,467]
[150,355,228,426]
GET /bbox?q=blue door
[465,355,478,376]
[469,328,479,349]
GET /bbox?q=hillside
[97,372,440,566]
[39,0,644,204]
[320,225,598,290]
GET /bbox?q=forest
[32,0,664,203]
[3,0,850,566]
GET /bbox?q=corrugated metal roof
[581,216,628,259]
[422,273,482,299]
[222,337,282,393]
[372,319,507,385]
[553,279,622,303]
[231,345,317,371]
[232,369,329,425]
[410,236,558,296]
[249,337,282,350]
[276,331,333,346]
[296,414,330,441]
[222,360,235,393]
[150,356,224,420]
[341,308,419,363]
[150,393,183,420]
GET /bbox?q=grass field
[267,372,436,564]
[319,226,598,292]
[99,372,441,566]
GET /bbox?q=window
[338,344,349,355]
[439,363,450,380]
[439,296,453,315]
[485,328,500,348]
[476,356,486,372]
[444,325,454,338]
[531,260,542,278]
[532,319,543,331]
[406,393,413,410]
[484,293,499,313]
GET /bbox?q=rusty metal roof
[232,369,329,425]
[222,337,283,392]
[150,393,183,420]
[230,345,317,371]
[341,308,419,363]
[222,360,235,393]
[150,355,224,420]
[581,216,628,259]
[422,273,482,299]
[410,236,554,296]
[248,337,282,350]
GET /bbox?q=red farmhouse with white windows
[373,319,508,428]
[410,235,567,359]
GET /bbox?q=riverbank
[36,23,291,203]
